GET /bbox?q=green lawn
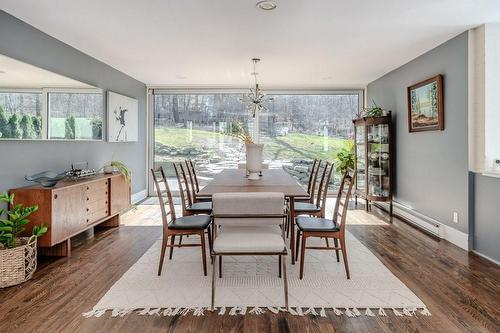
[154,127,350,161]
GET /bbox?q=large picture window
[152,90,361,192]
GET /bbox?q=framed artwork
[407,74,444,132]
[107,91,138,142]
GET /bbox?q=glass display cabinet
[353,112,393,214]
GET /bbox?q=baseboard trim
[131,189,148,205]
[374,201,469,251]
[472,250,500,266]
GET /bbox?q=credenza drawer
[86,207,109,224]
[86,199,108,213]
[86,188,108,203]
[86,179,109,193]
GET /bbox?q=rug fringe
[82,306,431,318]
[249,307,265,315]
[345,308,356,317]
[193,307,205,316]
[420,308,431,316]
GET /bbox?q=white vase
[103,165,115,174]
[245,143,264,180]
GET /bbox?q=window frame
[0,87,104,141]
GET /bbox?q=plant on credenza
[101,160,131,182]
[0,192,47,288]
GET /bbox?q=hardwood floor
[0,203,499,333]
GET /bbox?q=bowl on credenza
[25,171,67,187]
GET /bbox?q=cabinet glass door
[367,124,390,197]
[355,125,365,191]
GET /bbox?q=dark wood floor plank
[0,206,499,333]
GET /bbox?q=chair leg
[286,215,291,239]
[179,235,183,245]
[211,255,216,310]
[169,235,175,260]
[158,237,167,276]
[207,226,213,264]
[325,237,330,248]
[278,255,282,278]
[340,236,350,279]
[295,230,301,259]
[282,254,289,309]
[300,233,307,279]
[219,256,222,278]
[333,238,340,262]
[200,231,207,276]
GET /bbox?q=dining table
[198,168,308,264]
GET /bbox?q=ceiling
[1,0,499,89]
[0,54,93,88]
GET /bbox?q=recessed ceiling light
[0,70,6,74]
[256,1,277,11]
[175,75,187,80]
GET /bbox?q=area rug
[83,231,430,318]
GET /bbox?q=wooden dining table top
[198,169,308,197]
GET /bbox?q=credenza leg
[38,239,71,257]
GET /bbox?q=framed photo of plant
[407,74,444,132]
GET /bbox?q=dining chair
[295,171,356,279]
[174,162,212,216]
[184,160,211,202]
[293,161,333,218]
[296,159,321,203]
[210,192,288,310]
[151,166,212,276]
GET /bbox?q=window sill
[481,171,500,179]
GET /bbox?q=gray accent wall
[367,32,469,233]
[472,174,500,262]
[0,11,147,195]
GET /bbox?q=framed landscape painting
[107,91,138,142]
[407,74,444,132]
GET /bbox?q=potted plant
[101,160,131,182]
[229,121,263,180]
[0,192,47,288]
[359,99,389,118]
[336,140,355,175]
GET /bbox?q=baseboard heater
[373,201,441,238]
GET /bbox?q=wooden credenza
[10,173,130,256]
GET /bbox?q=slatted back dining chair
[151,166,176,229]
[186,159,200,193]
[315,162,334,217]
[151,166,212,276]
[173,162,192,215]
[184,160,211,203]
[295,170,356,279]
[305,159,321,203]
[174,162,212,216]
[294,162,333,219]
[211,192,288,310]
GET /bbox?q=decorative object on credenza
[25,171,66,187]
[228,121,263,180]
[0,192,47,288]
[407,74,444,132]
[107,91,139,142]
[100,160,131,181]
[66,162,96,180]
[239,58,273,118]
[353,112,393,215]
